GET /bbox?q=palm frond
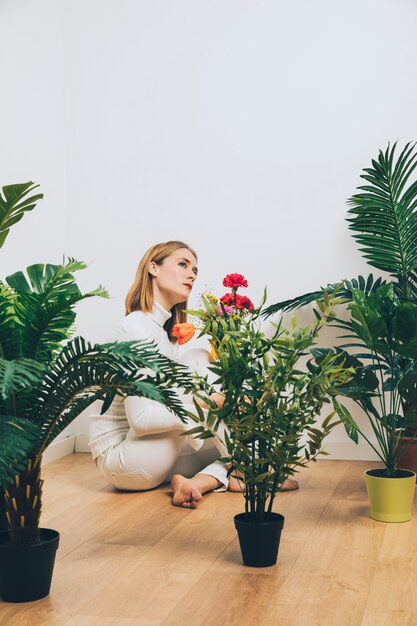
[0,182,43,249]
[0,417,39,488]
[400,271,417,302]
[0,357,45,401]
[262,288,328,317]
[347,142,417,284]
[262,274,384,317]
[26,337,193,453]
[0,281,20,359]
[6,260,109,363]
[101,339,191,378]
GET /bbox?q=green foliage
[4,258,109,363]
[0,182,43,249]
[347,142,417,296]
[262,274,384,317]
[186,288,354,521]
[0,357,45,400]
[332,284,417,476]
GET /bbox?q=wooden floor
[1,455,416,626]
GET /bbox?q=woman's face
[149,247,198,310]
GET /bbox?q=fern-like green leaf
[6,260,109,363]
[347,142,417,286]
[24,337,193,454]
[0,357,45,400]
[0,182,43,249]
[0,281,20,359]
[262,274,384,317]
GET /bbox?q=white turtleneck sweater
[89,302,203,461]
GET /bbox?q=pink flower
[218,305,234,316]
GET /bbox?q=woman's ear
[148,261,157,277]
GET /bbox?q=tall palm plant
[0,182,45,490]
[263,142,417,317]
[0,183,193,547]
[1,258,193,545]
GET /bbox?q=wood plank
[75,495,238,622]
[360,513,417,624]
[64,617,143,626]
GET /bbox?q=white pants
[96,349,229,491]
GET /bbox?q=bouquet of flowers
[174,274,354,522]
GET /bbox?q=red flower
[220,293,235,306]
[223,273,248,289]
[235,294,255,310]
[172,323,196,345]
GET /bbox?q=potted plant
[331,283,417,522]
[0,183,193,602]
[263,142,417,477]
[176,275,354,567]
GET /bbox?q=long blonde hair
[125,240,198,341]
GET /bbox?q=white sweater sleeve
[123,394,196,437]
[118,313,201,443]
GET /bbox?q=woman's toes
[191,487,203,503]
[171,476,203,508]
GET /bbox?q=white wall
[0,0,76,440]
[2,0,417,457]
[1,0,67,271]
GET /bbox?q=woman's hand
[195,392,225,410]
[211,392,225,408]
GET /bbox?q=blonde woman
[89,241,297,508]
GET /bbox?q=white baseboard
[43,436,76,465]
[322,442,379,461]
[42,434,380,464]
[72,434,379,462]
[74,434,90,453]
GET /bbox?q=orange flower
[172,322,196,345]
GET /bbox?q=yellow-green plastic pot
[364,469,416,522]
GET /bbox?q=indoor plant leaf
[0,182,43,249]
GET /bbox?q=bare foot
[279,478,299,491]
[171,474,203,508]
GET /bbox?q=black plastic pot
[0,528,60,602]
[234,512,285,567]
